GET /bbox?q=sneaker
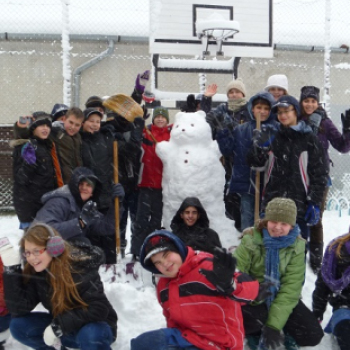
[284,334,300,350]
[246,335,260,350]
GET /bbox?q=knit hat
[265,198,297,226]
[29,111,52,135]
[85,95,105,111]
[83,108,103,121]
[143,234,179,264]
[152,106,169,123]
[226,78,246,97]
[271,95,300,117]
[51,103,68,122]
[300,86,320,103]
[264,74,289,93]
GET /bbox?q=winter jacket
[50,125,83,184]
[234,226,306,331]
[313,241,350,320]
[0,259,9,317]
[3,242,118,339]
[170,197,222,254]
[138,124,172,189]
[140,231,259,350]
[34,167,115,242]
[301,109,350,173]
[247,121,328,218]
[11,137,58,223]
[216,92,279,195]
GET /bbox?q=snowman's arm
[156,140,170,161]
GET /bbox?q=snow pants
[10,312,114,350]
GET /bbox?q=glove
[142,105,150,120]
[309,113,322,134]
[312,310,323,322]
[253,125,276,151]
[304,202,320,226]
[135,70,150,93]
[255,281,274,302]
[199,247,236,295]
[79,201,100,228]
[111,183,125,200]
[0,237,21,266]
[261,326,283,349]
[43,325,61,348]
[341,109,350,131]
[21,142,36,165]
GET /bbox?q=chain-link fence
[1,0,350,210]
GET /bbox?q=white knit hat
[226,78,247,97]
[264,74,288,93]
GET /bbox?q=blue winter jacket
[216,92,279,195]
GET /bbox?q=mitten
[341,109,350,131]
[304,203,320,226]
[199,247,236,295]
[111,183,125,200]
[261,326,283,349]
[0,237,21,267]
[79,201,100,228]
[135,70,150,93]
[21,142,36,165]
[309,113,322,134]
[142,105,150,120]
[255,281,274,302]
[43,325,61,347]
[312,309,323,322]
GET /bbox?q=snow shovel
[254,114,261,223]
[113,141,121,258]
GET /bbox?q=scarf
[322,237,350,293]
[227,98,247,112]
[263,226,300,308]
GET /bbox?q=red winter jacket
[156,248,259,350]
[138,124,172,189]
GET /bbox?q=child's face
[277,106,298,127]
[33,124,51,139]
[63,114,83,136]
[83,114,101,133]
[24,240,52,272]
[180,206,199,227]
[268,87,286,101]
[227,88,244,100]
[302,98,318,115]
[252,103,270,122]
[151,250,182,278]
[79,180,94,201]
[267,221,292,237]
[153,115,168,128]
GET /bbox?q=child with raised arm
[234,197,324,350]
[0,223,118,350]
[132,230,263,350]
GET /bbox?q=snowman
[156,110,237,248]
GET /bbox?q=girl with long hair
[0,223,117,350]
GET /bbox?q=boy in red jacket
[132,230,264,350]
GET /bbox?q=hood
[68,167,102,209]
[279,120,313,134]
[170,197,210,230]
[247,91,275,122]
[140,230,188,274]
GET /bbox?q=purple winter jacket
[302,111,350,172]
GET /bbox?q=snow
[0,209,348,349]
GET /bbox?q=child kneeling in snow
[0,223,117,350]
[132,230,265,350]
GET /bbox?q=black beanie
[29,112,52,135]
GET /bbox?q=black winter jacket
[247,121,328,218]
[11,138,58,223]
[34,167,116,242]
[170,197,222,254]
[3,242,118,339]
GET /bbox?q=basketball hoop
[196,19,240,56]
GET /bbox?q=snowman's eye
[191,124,194,127]
[176,125,179,128]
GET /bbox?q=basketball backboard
[150,0,273,58]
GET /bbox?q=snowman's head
[171,111,211,144]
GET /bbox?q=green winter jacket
[234,227,306,331]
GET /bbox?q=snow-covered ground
[0,209,349,349]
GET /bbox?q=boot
[309,242,324,274]
[284,333,300,350]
